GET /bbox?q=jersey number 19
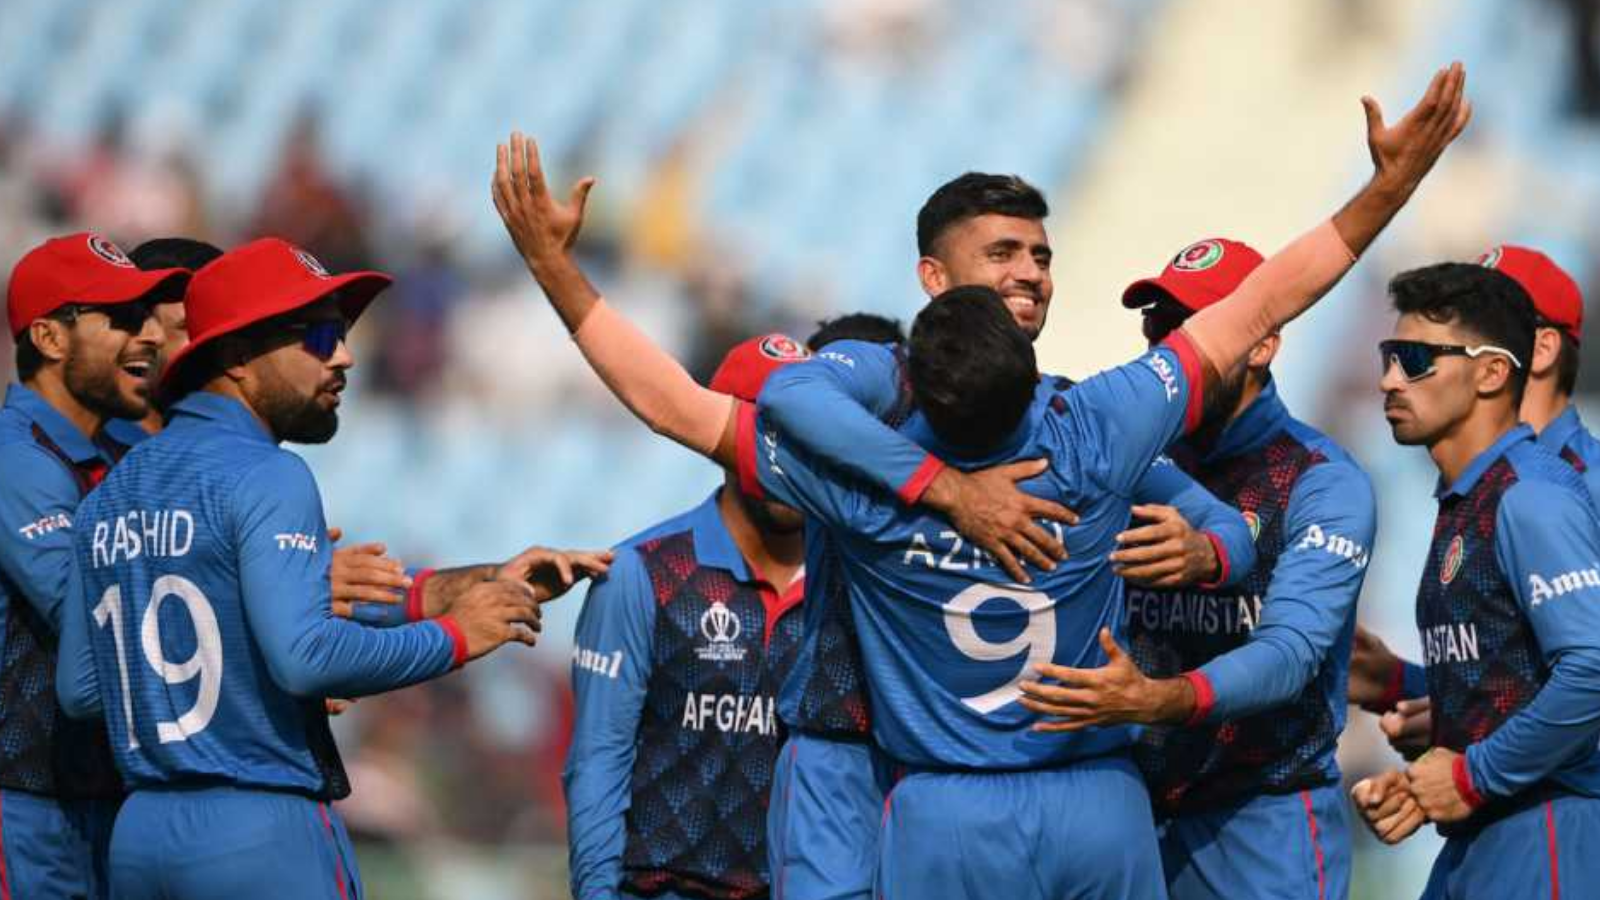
[93,575,224,749]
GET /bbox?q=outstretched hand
[920,460,1079,585]
[1362,61,1472,193]
[492,132,597,268]
[499,546,614,603]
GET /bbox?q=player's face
[60,302,163,421]
[925,215,1053,338]
[247,299,352,445]
[149,301,187,387]
[1380,313,1482,447]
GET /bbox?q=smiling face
[237,297,352,444]
[919,214,1054,338]
[54,302,164,421]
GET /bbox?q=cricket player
[1,232,189,899]
[1350,247,1593,758]
[566,335,812,900]
[1351,262,1600,898]
[1020,238,1376,900]
[53,238,596,900]
[494,61,1471,898]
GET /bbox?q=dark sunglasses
[1379,339,1523,383]
[61,301,154,334]
[283,320,348,361]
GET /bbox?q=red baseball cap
[160,238,392,390]
[1122,238,1264,312]
[710,334,812,402]
[1477,245,1583,344]
[7,232,190,337]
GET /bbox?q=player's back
[74,396,346,797]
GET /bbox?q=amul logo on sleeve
[696,601,747,662]
[1172,240,1224,272]
[1440,535,1466,585]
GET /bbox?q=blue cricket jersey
[1412,426,1600,807]
[1396,404,1600,703]
[56,391,462,799]
[739,336,1210,769]
[1126,380,1376,813]
[754,343,1255,742]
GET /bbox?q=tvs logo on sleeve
[1440,535,1466,585]
[1172,240,1225,272]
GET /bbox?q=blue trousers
[1420,794,1600,900]
[110,786,361,900]
[877,754,1167,900]
[766,733,896,900]
[0,789,117,900]
[1159,784,1351,900]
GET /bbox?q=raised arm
[1182,63,1472,383]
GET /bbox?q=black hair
[1389,263,1536,406]
[1554,330,1581,397]
[130,237,222,305]
[916,173,1048,258]
[807,312,906,351]
[908,286,1037,451]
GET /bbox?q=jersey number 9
[93,575,224,749]
[942,584,1056,714]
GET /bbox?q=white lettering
[1528,563,1600,607]
[904,533,936,568]
[1294,523,1370,569]
[89,509,195,568]
[1127,589,1263,636]
[1422,623,1481,664]
[678,693,777,735]
[1143,352,1179,401]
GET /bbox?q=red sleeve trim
[1181,670,1215,726]
[898,455,947,505]
[734,401,765,500]
[1366,658,1408,715]
[1196,530,1229,589]
[405,567,436,622]
[1161,330,1207,435]
[1454,753,1486,810]
[436,615,469,669]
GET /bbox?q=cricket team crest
[87,234,134,268]
[758,334,810,362]
[1477,246,1504,270]
[293,248,331,278]
[1440,534,1466,585]
[1242,510,1261,542]
[1173,240,1225,272]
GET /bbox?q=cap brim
[1121,276,1208,313]
[77,267,191,306]
[159,269,393,394]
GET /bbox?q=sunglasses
[283,320,347,361]
[1379,339,1523,382]
[62,301,154,334]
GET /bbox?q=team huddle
[0,60,1589,900]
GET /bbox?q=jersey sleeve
[564,549,655,900]
[1066,334,1205,497]
[54,549,101,719]
[749,341,944,504]
[346,566,427,629]
[733,403,882,535]
[233,453,460,698]
[1131,457,1257,588]
[0,443,86,633]
[1467,481,1600,799]
[1190,461,1376,723]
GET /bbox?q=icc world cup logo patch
[87,234,134,268]
[1440,535,1466,585]
[696,601,747,662]
[759,334,811,362]
[1172,240,1224,272]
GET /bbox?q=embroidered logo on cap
[293,249,331,278]
[1477,246,1504,270]
[759,334,811,361]
[1172,240,1224,272]
[87,235,134,269]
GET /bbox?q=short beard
[254,370,339,444]
[64,351,147,421]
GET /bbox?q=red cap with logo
[709,334,812,402]
[1477,245,1583,344]
[160,238,392,390]
[1122,238,1264,312]
[7,232,190,337]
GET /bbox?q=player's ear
[917,256,949,298]
[27,318,71,365]
[1530,326,1562,378]
[1475,352,1514,397]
